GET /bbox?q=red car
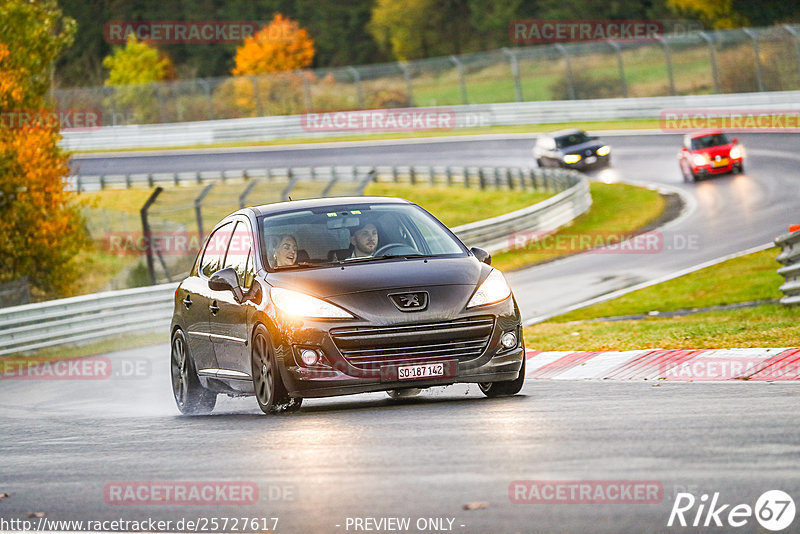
[678,130,744,181]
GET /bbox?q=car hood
[562,140,604,155]
[265,256,487,298]
[694,143,733,157]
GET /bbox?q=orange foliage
[232,14,314,75]
[0,40,89,297]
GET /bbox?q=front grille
[330,316,494,370]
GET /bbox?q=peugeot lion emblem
[389,291,429,312]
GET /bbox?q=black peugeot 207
[170,196,525,415]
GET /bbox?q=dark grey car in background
[170,197,525,415]
[533,129,611,169]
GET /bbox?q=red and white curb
[524,348,800,381]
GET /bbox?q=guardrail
[1,166,589,356]
[62,90,800,151]
[776,229,800,305]
[0,283,177,357]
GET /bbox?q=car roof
[688,129,724,139]
[547,128,585,138]
[243,196,414,218]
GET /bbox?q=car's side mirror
[470,247,491,265]
[209,267,244,303]
[732,137,738,145]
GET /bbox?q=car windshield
[258,202,466,270]
[555,132,591,148]
[691,134,730,150]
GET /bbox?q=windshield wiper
[274,261,317,270]
[338,254,429,264]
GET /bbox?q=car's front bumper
[268,301,524,399]
[564,154,610,169]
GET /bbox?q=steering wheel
[373,243,420,257]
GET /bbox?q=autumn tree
[103,34,174,123]
[0,0,89,299]
[233,14,314,75]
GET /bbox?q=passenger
[274,234,298,266]
[349,223,379,258]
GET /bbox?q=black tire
[733,162,744,174]
[479,354,526,398]
[251,326,302,414]
[171,329,217,415]
[536,158,545,168]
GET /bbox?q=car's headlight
[692,153,708,166]
[596,145,611,156]
[270,288,353,319]
[563,154,582,164]
[730,146,742,159]
[467,269,511,308]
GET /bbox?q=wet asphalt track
[1,133,798,533]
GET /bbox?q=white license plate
[585,156,597,164]
[398,363,445,380]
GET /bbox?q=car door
[183,221,234,373]
[208,219,255,378]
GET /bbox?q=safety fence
[776,228,800,305]
[54,24,800,128]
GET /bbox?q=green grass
[490,182,665,272]
[523,247,796,351]
[363,183,552,228]
[556,247,783,322]
[524,305,799,351]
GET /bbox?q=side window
[224,221,254,289]
[200,222,233,278]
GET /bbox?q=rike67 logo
[668,490,795,531]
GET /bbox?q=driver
[349,222,379,258]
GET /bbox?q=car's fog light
[501,332,517,349]
[300,349,319,366]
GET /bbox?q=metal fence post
[239,180,259,209]
[502,47,523,102]
[282,169,299,201]
[699,32,721,93]
[197,78,213,120]
[658,37,676,96]
[140,187,163,286]
[194,182,215,242]
[743,28,766,92]
[302,72,313,112]
[607,41,628,98]
[250,75,263,116]
[555,44,576,100]
[409,166,416,185]
[782,25,800,85]
[322,168,339,197]
[478,168,486,189]
[357,168,376,195]
[156,83,167,123]
[347,67,365,109]
[449,55,468,105]
[464,168,471,188]
[397,62,415,106]
[428,167,435,186]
